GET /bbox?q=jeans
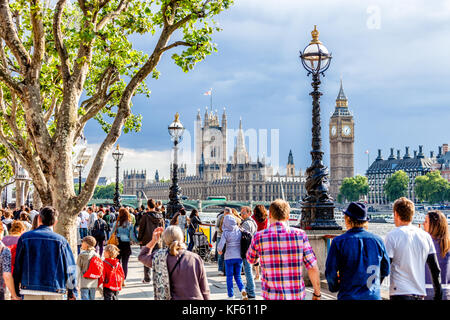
[216,236,225,273]
[96,239,104,257]
[79,228,88,239]
[225,259,245,298]
[103,287,118,300]
[80,288,96,300]
[390,295,425,300]
[187,231,195,251]
[242,259,255,297]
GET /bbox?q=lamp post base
[300,202,342,230]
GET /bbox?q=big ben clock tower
[329,79,354,200]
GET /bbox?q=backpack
[103,260,125,291]
[240,228,253,260]
[83,255,104,279]
[91,219,106,240]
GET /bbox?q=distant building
[73,176,112,186]
[366,145,442,204]
[123,111,306,202]
[329,79,355,200]
[436,144,450,182]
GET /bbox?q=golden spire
[116,144,120,150]
[309,25,322,45]
[174,112,180,122]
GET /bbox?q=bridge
[88,198,301,212]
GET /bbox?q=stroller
[192,230,214,262]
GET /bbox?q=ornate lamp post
[112,144,124,209]
[166,113,185,219]
[299,26,341,230]
[75,162,83,195]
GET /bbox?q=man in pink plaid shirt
[246,199,322,300]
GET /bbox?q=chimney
[388,148,395,160]
[413,150,417,158]
[444,144,449,155]
[438,146,442,158]
[376,149,383,161]
[430,151,434,158]
[397,150,401,160]
[417,145,425,159]
[404,146,411,159]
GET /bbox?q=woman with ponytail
[138,225,210,300]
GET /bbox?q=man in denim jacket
[13,206,78,300]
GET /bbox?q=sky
[83,0,450,182]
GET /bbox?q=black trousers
[103,287,119,300]
[117,240,131,279]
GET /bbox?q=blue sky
[84,0,450,180]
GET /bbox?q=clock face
[331,126,337,136]
[342,125,351,136]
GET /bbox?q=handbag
[212,231,217,243]
[107,221,119,246]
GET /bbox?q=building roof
[367,156,434,174]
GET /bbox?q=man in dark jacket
[138,199,165,283]
[325,202,390,300]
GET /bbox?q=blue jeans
[216,236,225,272]
[225,259,245,298]
[79,228,88,239]
[243,259,255,298]
[80,288,96,300]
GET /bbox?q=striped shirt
[246,221,317,300]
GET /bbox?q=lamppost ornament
[167,113,185,219]
[299,26,341,231]
[112,144,124,209]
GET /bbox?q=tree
[92,182,123,199]
[415,171,450,203]
[0,144,14,205]
[338,175,369,203]
[384,170,408,202]
[0,0,232,251]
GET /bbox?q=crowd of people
[0,196,448,301]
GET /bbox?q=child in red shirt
[99,244,125,300]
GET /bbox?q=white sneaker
[227,296,235,300]
[241,290,248,300]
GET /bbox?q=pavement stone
[94,246,337,300]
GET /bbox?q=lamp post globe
[167,113,185,219]
[112,144,124,209]
[299,26,341,231]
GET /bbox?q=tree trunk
[54,200,79,255]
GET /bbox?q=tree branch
[53,0,71,83]
[96,0,129,31]
[29,0,45,81]
[159,40,191,54]
[0,0,31,72]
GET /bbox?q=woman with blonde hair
[424,210,450,300]
[138,225,210,300]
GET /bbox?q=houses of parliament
[123,81,355,202]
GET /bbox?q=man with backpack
[77,236,102,300]
[91,212,109,257]
[138,199,165,283]
[240,206,257,299]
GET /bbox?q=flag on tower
[365,150,369,154]
[203,88,212,96]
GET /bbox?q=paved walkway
[96,246,337,300]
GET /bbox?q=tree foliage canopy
[384,170,409,202]
[0,0,233,246]
[338,175,369,203]
[415,170,450,203]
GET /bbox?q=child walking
[100,244,125,300]
[77,236,101,300]
[218,214,248,300]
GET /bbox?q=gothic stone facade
[123,110,306,202]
